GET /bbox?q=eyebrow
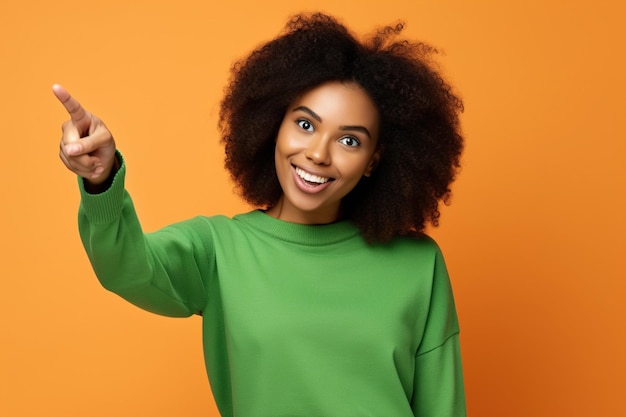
[292,106,373,139]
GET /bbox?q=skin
[266,81,381,225]
[53,84,117,192]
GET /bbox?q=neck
[265,197,342,225]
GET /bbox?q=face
[266,81,381,224]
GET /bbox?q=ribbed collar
[233,210,361,246]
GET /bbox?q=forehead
[291,81,380,128]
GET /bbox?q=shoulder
[154,213,241,244]
[183,210,267,240]
[353,234,445,278]
[377,233,443,257]
[163,214,234,231]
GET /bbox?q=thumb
[66,121,112,156]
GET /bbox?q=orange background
[1,0,624,416]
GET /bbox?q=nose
[304,134,331,165]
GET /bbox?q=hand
[53,84,117,185]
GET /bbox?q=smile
[295,167,333,184]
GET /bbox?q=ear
[363,146,383,177]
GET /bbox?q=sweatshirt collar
[233,210,360,246]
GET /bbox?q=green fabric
[77,157,466,417]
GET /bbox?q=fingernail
[94,166,104,175]
[65,143,81,155]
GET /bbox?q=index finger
[52,84,92,134]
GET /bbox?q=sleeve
[77,153,215,317]
[411,247,466,417]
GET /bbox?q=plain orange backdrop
[1,0,624,416]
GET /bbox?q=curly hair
[219,13,464,243]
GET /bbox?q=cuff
[78,151,127,224]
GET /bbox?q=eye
[338,136,360,147]
[297,119,314,132]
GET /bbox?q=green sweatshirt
[78,158,466,417]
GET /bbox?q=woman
[54,13,466,417]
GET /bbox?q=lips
[295,167,331,184]
[291,165,335,193]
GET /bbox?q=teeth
[296,167,329,184]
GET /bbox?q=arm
[78,155,213,316]
[54,85,212,316]
[411,248,467,417]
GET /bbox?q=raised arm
[53,85,212,317]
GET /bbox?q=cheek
[335,155,371,184]
[275,126,299,156]
[274,144,288,174]
[274,134,295,180]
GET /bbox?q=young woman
[54,13,466,417]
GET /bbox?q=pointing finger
[52,84,92,136]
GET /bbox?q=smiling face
[266,81,381,224]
